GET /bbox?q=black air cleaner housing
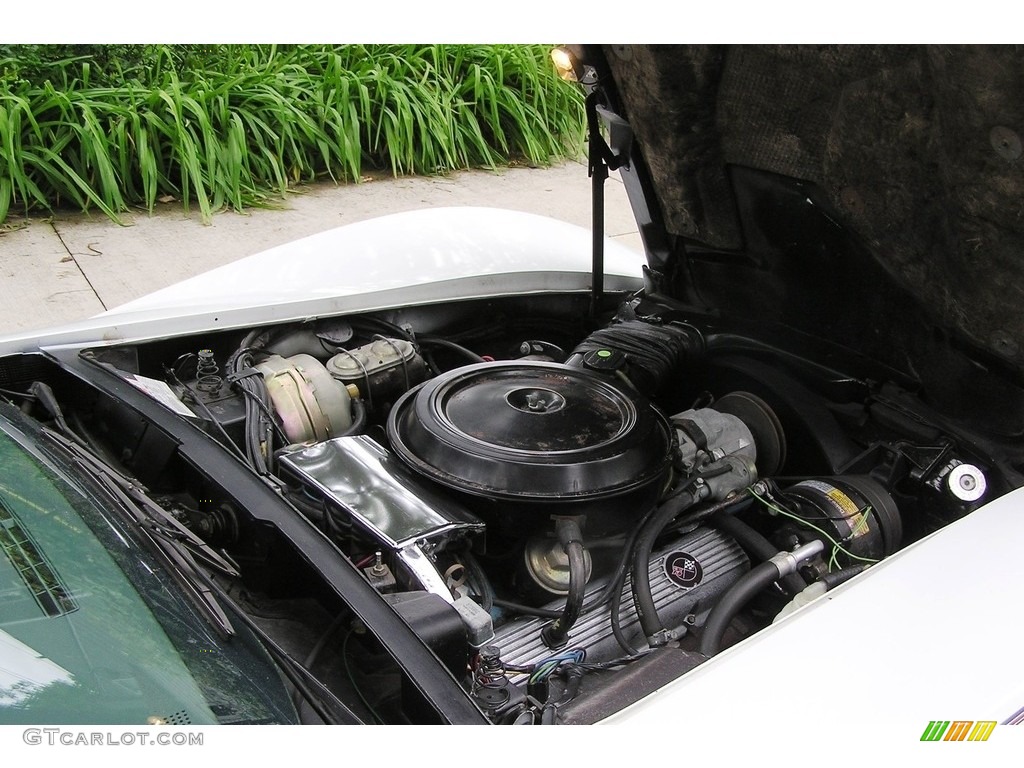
[387,362,672,535]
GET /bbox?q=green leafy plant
[0,44,585,224]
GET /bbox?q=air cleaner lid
[386,361,672,501]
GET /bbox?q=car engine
[5,290,1010,724]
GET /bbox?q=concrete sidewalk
[0,161,641,335]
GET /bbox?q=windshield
[0,406,298,724]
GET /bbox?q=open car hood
[580,45,1024,435]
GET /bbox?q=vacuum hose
[541,518,588,649]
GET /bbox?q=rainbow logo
[920,721,997,742]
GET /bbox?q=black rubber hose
[631,486,701,647]
[611,491,753,654]
[338,398,368,437]
[699,560,782,658]
[493,598,562,619]
[417,336,486,364]
[583,507,657,613]
[710,513,807,597]
[541,519,588,648]
[285,490,328,530]
[609,568,639,656]
[822,565,866,590]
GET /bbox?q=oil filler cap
[947,463,986,503]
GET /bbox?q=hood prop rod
[586,91,630,319]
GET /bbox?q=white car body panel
[0,208,643,354]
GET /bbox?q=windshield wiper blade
[37,425,357,719]
[43,428,239,574]
[42,427,239,638]
[96,468,238,637]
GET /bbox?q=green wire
[749,487,880,567]
[828,545,841,573]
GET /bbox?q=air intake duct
[567,319,704,398]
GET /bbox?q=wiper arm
[42,427,239,639]
[95,467,239,638]
[39,427,360,721]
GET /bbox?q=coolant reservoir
[255,353,352,443]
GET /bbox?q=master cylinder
[326,337,427,408]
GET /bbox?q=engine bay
[2,289,1016,724]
